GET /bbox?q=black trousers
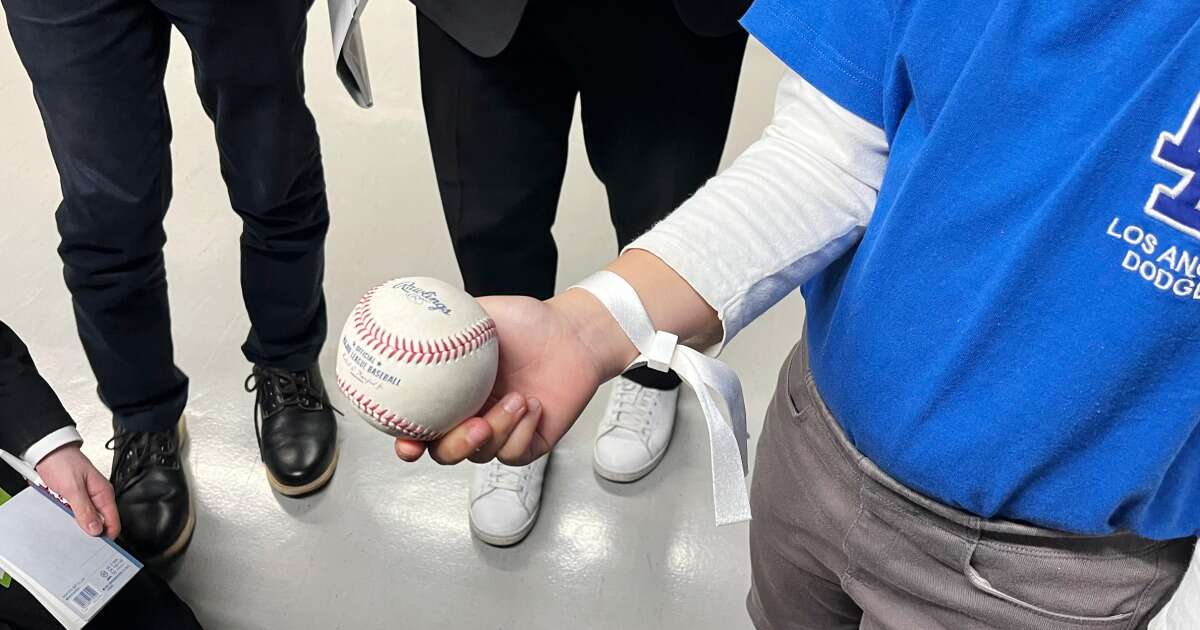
[2,0,330,433]
[418,0,746,390]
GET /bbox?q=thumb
[62,475,104,537]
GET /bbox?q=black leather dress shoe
[107,418,195,564]
[246,365,339,497]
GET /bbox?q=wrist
[549,288,640,380]
[34,442,82,475]
[607,250,721,349]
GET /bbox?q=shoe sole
[469,508,541,547]
[142,416,196,566]
[592,442,670,483]
[267,446,340,498]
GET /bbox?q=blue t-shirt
[742,1,1200,539]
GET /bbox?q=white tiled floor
[0,4,801,629]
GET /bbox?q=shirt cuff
[21,426,83,468]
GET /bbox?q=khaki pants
[747,340,1195,629]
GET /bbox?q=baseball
[335,277,499,440]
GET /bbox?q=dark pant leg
[417,9,577,301]
[564,1,747,389]
[156,0,330,371]
[2,0,187,433]
[570,1,746,248]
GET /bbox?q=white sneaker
[468,455,548,546]
[592,375,678,482]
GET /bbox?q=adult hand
[35,443,120,538]
[394,290,636,466]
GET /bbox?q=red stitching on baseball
[351,291,497,366]
[336,376,444,440]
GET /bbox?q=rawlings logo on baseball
[335,277,499,440]
[393,280,453,316]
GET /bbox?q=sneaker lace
[483,461,528,494]
[105,429,179,496]
[608,381,657,434]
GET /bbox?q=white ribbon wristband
[571,271,751,526]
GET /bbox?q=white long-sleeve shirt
[627,69,888,351]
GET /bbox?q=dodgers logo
[1146,91,1200,240]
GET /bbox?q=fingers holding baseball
[496,398,549,466]
[394,439,426,462]
[394,392,539,465]
[470,394,539,463]
[429,392,527,465]
[392,400,509,463]
[427,416,494,465]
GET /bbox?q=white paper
[0,487,141,629]
[328,0,360,55]
[327,0,373,107]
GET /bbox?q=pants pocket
[779,340,812,420]
[844,483,1161,629]
[964,532,1168,626]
